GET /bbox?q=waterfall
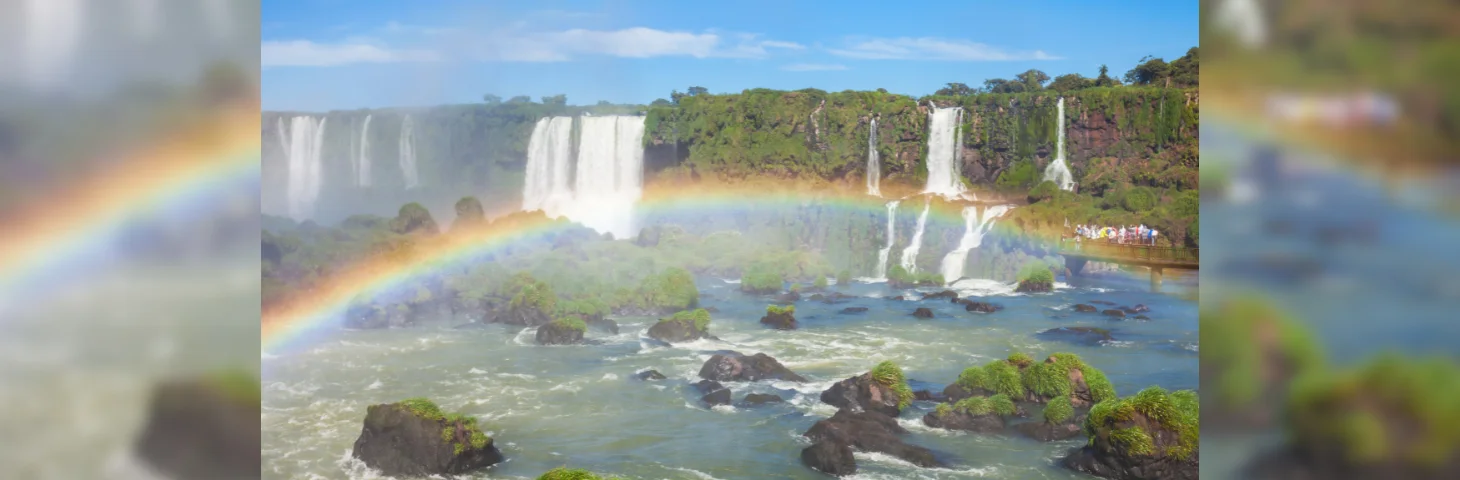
[939,204,1013,283]
[866,118,881,196]
[523,115,646,239]
[522,117,575,216]
[358,114,373,187]
[283,116,326,221]
[874,200,899,279]
[925,106,966,197]
[1042,98,1075,191]
[398,115,419,189]
[899,197,932,273]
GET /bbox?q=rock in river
[351,399,503,477]
[698,351,807,383]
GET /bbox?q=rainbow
[260,186,995,352]
[0,103,260,299]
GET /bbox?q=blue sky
[262,0,1198,112]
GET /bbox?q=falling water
[522,117,575,216]
[866,118,881,197]
[899,197,932,273]
[925,107,966,197]
[283,116,326,221]
[569,116,646,239]
[939,204,1013,283]
[1042,98,1075,191]
[874,200,900,279]
[398,115,419,189]
[358,114,373,187]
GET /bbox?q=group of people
[1073,223,1159,246]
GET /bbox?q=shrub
[813,275,828,289]
[740,263,783,293]
[510,281,558,316]
[1023,361,1073,398]
[670,308,712,332]
[766,304,796,316]
[1172,190,1199,217]
[870,361,914,409]
[1017,263,1055,285]
[1044,394,1074,423]
[836,270,851,286]
[1007,352,1034,368]
[1122,187,1156,212]
[887,264,913,285]
[789,283,802,293]
[1028,180,1060,203]
[638,267,699,311]
[982,360,1025,398]
[1084,386,1199,460]
[551,316,587,333]
[953,394,1016,416]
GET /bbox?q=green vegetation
[835,270,851,286]
[870,360,914,409]
[1017,263,1055,285]
[669,308,712,333]
[551,316,587,333]
[813,274,828,289]
[536,467,623,480]
[1201,296,1325,409]
[390,202,439,236]
[397,398,492,456]
[1006,352,1034,368]
[1048,352,1118,403]
[205,368,262,407]
[740,263,784,293]
[510,280,558,317]
[1023,361,1072,398]
[1085,387,1199,460]
[637,267,700,311]
[953,393,1017,417]
[559,297,610,319]
[888,264,945,287]
[1044,394,1074,424]
[958,359,1025,398]
[766,304,795,316]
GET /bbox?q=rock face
[912,307,934,319]
[921,409,1005,433]
[1074,304,1099,313]
[693,380,732,406]
[133,376,261,480]
[646,318,707,343]
[699,351,807,382]
[534,321,584,345]
[838,307,869,314]
[1014,420,1084,442]
[1015,278,1053,293]
[773,292,802,303]
[1037,326,1114,346]
[1062,446,1199,480]
[913,390,945,402]
[941,383,976,404]
[965,301,1002,313]
[760,311,798,330]
[351,402,503,477]
[801,440,856,476]
[922,290,959,301]
[1103,309,1127,318]
[585,317,619,335]
[804,409,943,468]
[820,373,905,418]
[742,393,785,405]
[635,369,666,381]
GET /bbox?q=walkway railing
[1059,239,1200,264]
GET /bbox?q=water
[1042,98,1074,191]
[867,118,880,197]
[522,117,575,217]
[940,205,1014,284]
[260,274,1197,479]
[874,201,900,280]
[900,197,932,274]
[925,107,966,198]
[284,115,326,221]
[358,114,372,187]
[568,116,646,240]
[398,115,419,189]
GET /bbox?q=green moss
[1023,361,1073,398]
[956,366,988,391]
[670,308,712,332]
[1044,394,1074,423]
[1007,352,1034,368]
[935,402,953,417]
[1201,296,1325,409]
[982,360,1026,398]
[399,397,445,421]
[551,316,587,333]
[953,396,992,415]
[766,304,796,316]
[1083,386,1199,460]
[537,467,621,480]
[205,368,261,407]
[1016,262,1054,285]
[397,398,491,456]
[988,393,1016,416]
[870,360,913,409]
[1109,427,1155,456]
[1044,352,1118,403]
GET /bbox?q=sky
[262,0,1198,112]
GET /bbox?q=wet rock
[1061,443,1198,480]
[1130,304,1150,313]
[912,307,934,319]
[820,292,857,304]
[922,408,1005,433]
[913,390,946,402]
[350,401,503,477]
[635,369,666,381]
[801,440,856,476]
[702,388,732,406]
[803,409,943,468]
[921,290,959,301]
[809,293,827,302]
[1133,315,1150,321]
[820,372,906,418]
[1074,304,1099,313]
[692,379,725,394]
[838,307,869,314]
[646,316,708,344]
[760,310,798,330]
[698,351,807,382]
[965,301,1002,313]
[1102,309,1127,318]
[133,374,261,480]
[773,292,802,303]
[940,383,977,404]
[534,321,584,345]
[742,393,785,405]
[585,317,619,335]
[889,295,905,301]
[1015,278,1053,293]
[1036,327,1114,346]
[1013,415,1086,442]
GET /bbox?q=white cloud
[782,63,848,71]
[828,37,1060,61]
[261,40,441,67]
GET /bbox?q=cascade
[874,200,899,279]
[283,116,326,221]
[1042,97,1075,191]
[899,197,932,273]
[939,204,1013,283]
[398,115,419,189]
[925,106,966,197]
[866,117,880,196]
[358,114,373,187]
[522,117,575,216]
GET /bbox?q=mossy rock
[646,308,711,343]
[1201,295,1324,429]
[536,467,624,480]
[352,398,502,476]
[1072,387,1199,467]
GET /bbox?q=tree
[670,90,686,105]
[687,86,708,96]
[876,88,888,94]
[596,100,612,106]
[508,95,532,104]
[1094,65,1121,87]
[1047,73,1093,92]
[1124,56,1172,86]
[482,94,501,105]
[1015,69,1050,91]
[1168,47,1199,88]
[541,94,567,106]
[452,196,485,231]
[650,98,672,107]
[934,82,974,96]
[983,78,1023,94]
